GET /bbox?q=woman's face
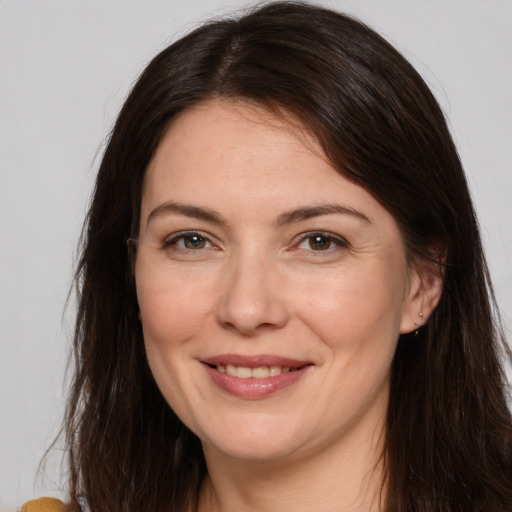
[135,100,424,463]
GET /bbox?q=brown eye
[183,234,207,249]
[308,235,332,251]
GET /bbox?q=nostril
[215,269,290,333]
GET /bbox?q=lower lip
[203,364,311,399]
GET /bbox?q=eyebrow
[275,204,372,226]
[146,201,226,227]
[145,201,372,228]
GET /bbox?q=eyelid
[294,231,349,250]
[163,230,218,249]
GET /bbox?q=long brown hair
[66,2,512,510]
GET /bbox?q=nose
[216,250,290,336]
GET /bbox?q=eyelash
[295,231,348,253]
[163,230,348,254]
[163,231,216,251]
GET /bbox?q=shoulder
[21,497,65,512]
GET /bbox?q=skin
[135,100,442,512]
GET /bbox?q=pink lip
[201,354,313,399]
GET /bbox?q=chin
[197,412,310,463]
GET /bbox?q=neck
[197,420,386,512]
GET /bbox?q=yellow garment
[21,497,64,512]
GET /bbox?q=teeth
[236,366,252,378]
[226,364,237,377]
[269,365,281,376]
[252,366,270,378]
[216,364,300,378]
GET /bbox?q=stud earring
[414,311,424,338]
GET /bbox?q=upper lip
[201,354,312,368]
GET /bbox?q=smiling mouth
[206,363,310,379]
[202,357,313,398]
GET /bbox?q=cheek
[296,267,405,415]
[136,267,216,350]
[295,263,407,347]
[135,269,216,424]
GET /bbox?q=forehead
[140,100,394,231]
[147,100,325,177]
[144,101,341,196]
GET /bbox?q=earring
[414,311,424,338]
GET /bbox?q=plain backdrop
[1,0,511,509]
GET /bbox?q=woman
[23,1,512,511]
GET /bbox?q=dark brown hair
[66,2,512,511]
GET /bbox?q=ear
[399,260,444,334]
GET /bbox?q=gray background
[1,1,511,509]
